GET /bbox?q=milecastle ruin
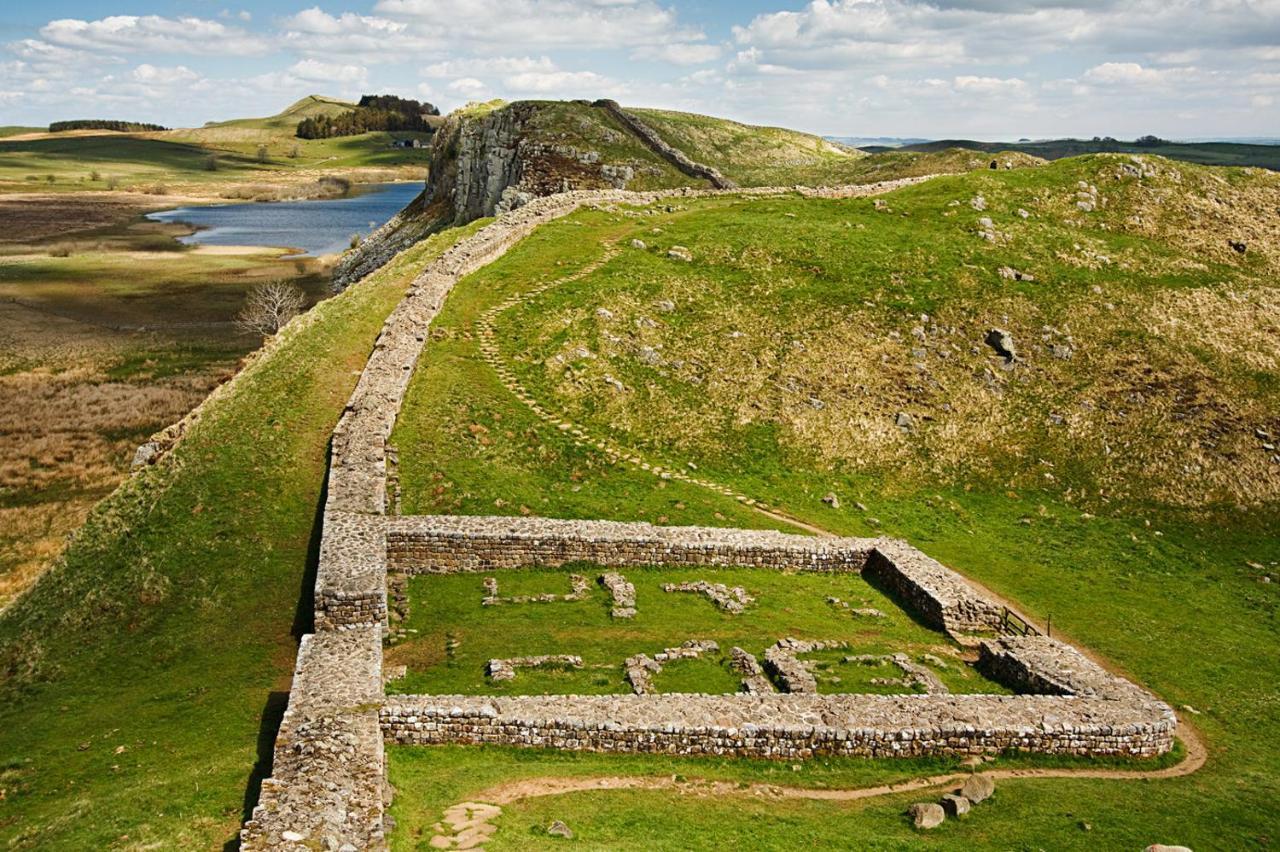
[239,143,1177,849]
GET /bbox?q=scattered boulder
[595,307,613,319]
[547,820,574,839]
[822,492,840,508]
[130,441,162,469]
[960,773,995,804]
[941,793,971,816]
[1144,846,1192,852]
[667,246,693,262]
[985,328,1017,361]
[909,802,946,829]
[630,239,647,250]
[656,299,676,312]
[895,412,915,432]
[970,195,987,211]
[997,266,1035,282]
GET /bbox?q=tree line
[49,120,169,132]
[295,95,439,140]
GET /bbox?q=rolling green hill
[873,137,1280,171]
[0,95,432,194]
[1,96,1278,848]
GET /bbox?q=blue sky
[2,1,1278,139]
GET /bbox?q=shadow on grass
[225,458,329,850]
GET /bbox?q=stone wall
[386,514,876,574]
[240,628,385,851]
[383,688,1174,760]
[864,539,1007,636]
[593,100,738,190]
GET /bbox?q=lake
[146,181,422,256]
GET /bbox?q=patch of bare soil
[0,193,164,244]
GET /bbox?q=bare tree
[236,281,306,337]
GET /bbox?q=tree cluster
[295,95,439,140]
[49,120,168,133]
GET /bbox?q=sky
[1,1,1278,140]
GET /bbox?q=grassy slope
[629,107,866,187]
[0,223,482,849]
[387,158,1279,849]
[0,95,431,193]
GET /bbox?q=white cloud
[131,64,200,85]
[1083,62,1179,85]
[40,14,269,55]
[504,68,614,93]
[287,59,369,85]
[632,43,722,65]
[953,75,1028,96]
[374,0,706,49]
[449,77,489,98]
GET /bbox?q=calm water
[146,181,421,256]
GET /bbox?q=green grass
[387,565,1004,696]
[0,222,483,849]
[0,247,332,331]
[386,743,1190,851]
[630,107,867,187]
[0,94,431,193]
[385,156,1280,848]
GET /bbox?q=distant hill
[869,137,1280,170]
[169,95,359,145]
[826,136,930,148]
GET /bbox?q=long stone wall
[386,515,876,574]
[594,99,738,190]
[240,627,385,850]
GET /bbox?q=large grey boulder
[941,793,971,816]
[985,328,1017,361]
[961,773,996,804]
[909,802,946,829]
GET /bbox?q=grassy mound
[0,222,482,849]
[630,107,866,187]
[387,156,1279,848]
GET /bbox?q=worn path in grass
[421,729,1204,849]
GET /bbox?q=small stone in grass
[547,820,574,839]
[909,802,945,829]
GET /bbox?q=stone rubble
[488,655,584,682]
[845,653,949,694]
[662,580,754,613]
[764,638,848,694]
[599,572,637,618]
[730,646,776,694]
[482,574,589,606]
[626,640,719,694]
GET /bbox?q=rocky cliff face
[333,100,708,291]
[427,103,528,224]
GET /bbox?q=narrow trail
[454,189,1209,846]
[475,242,834,539]
[426,725,1205,848]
